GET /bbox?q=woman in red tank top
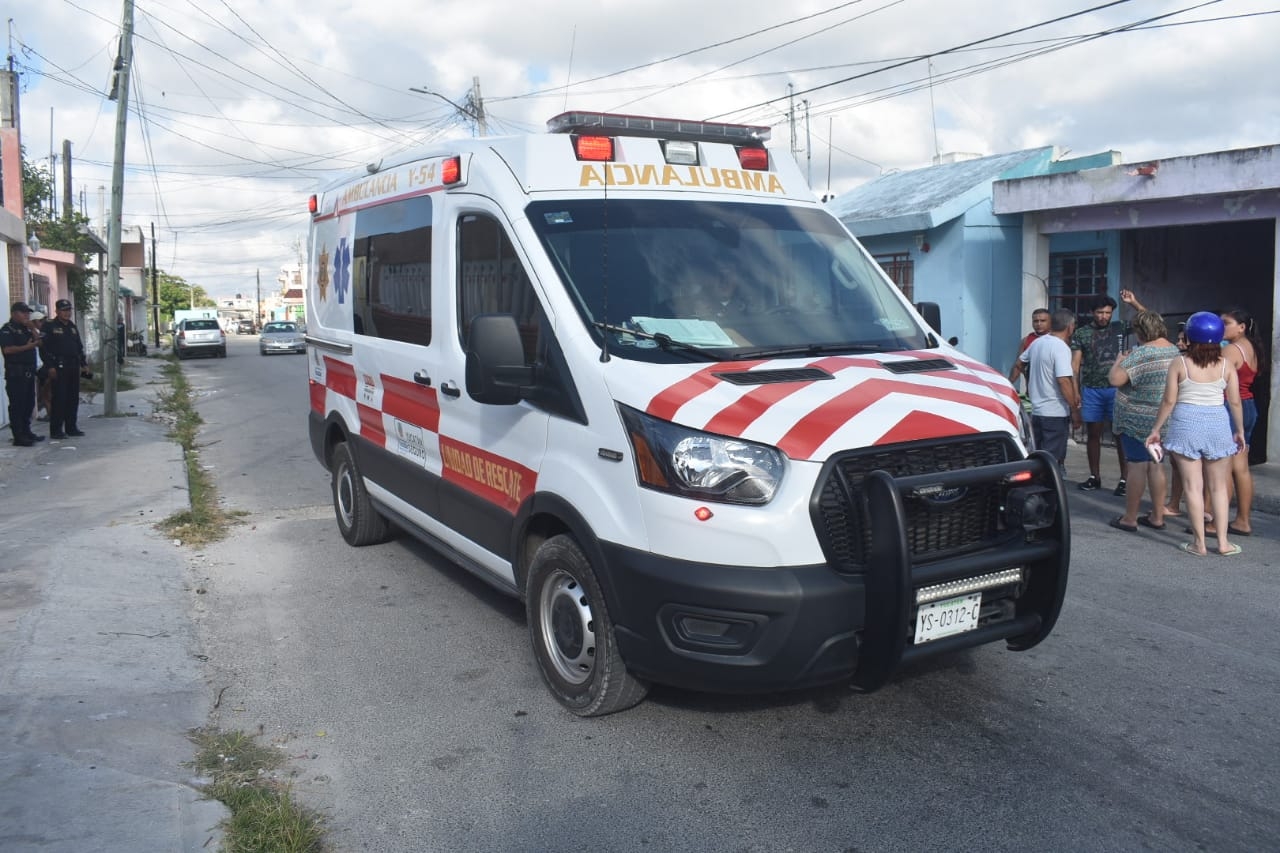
[1214,308,1264,536]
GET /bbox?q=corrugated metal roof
[827,148,1052,226]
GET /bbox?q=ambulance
[305,111,1070,716]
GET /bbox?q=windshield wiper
[734,342,888,359]
[593,322,724,361]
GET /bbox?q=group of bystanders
[1011,296,1263,558]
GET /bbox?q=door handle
[440,381,461,398]
[412,371,432,386]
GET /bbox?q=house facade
[828,143,1279,462]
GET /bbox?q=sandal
[1137,517,1165,530]
[1109,517,1137,533]
[1178,541,1206,556]
[1218,544,1242,556]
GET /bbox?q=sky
[11,0,1280,299]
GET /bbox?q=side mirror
[915,301,942,335]
[464,314,535,405]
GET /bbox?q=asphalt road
[184,335,1280,853]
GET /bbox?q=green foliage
[156,271,217,323]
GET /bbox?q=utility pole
[150,222,159,348]
[256,269,261,329]
[103,0,134,417]
[803,100,812,189]
[469,76,487,136]
[61,140,72,217]
[408,77,488,136]
[787,83,797,162]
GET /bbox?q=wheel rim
[538,568,596,686]
[336,462,356,529]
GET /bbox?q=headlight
[618,404,784,505]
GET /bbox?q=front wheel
[331,441,390,546]
[526,535,648,716]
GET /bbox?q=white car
[174,318,226,359]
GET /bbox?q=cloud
[13,0,1279,293]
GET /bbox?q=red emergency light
[573,135,615,162]
[737,147,769,171]
[441,156,462,185]
[308,194,318,214]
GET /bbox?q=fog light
[1005,485,1056,531]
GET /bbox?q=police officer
[40,298,90,439]
[1,301,46,446]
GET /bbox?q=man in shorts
[1071,290,1145,494]
[1020,308,1081,466]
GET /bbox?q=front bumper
[597,450,1069,693]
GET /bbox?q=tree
[156,271,216,323]
[21,148,99,311]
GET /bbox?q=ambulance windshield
[528,200,932,362]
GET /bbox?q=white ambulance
[305,111,1069,716]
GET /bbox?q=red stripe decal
[874,410,979,445]
[382,374,440,432]
[309,379,326,414]
[646,361,765,421]
[777,377,1018,460]
[438,436,537,514]
[324,356,357,400]
[358,403,386,448]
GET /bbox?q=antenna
[928,59,941,165]
[563,26,576,113]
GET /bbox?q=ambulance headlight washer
[619,405,784,505]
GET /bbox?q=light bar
[915,568,1024,605]
[547,110,770,144]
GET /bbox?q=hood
[608,351,1021,462]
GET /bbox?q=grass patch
[189,728,325,853]
[154,357,247,546]
[80,361,138,394]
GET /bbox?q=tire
[526,535,648,716]
[331,442,390,546]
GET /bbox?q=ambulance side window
[457,213,540,364]
[352,195,433,344]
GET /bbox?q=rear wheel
[331,442,390,546]
[526,535,648,716]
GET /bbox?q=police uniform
[40,300,88,438]
[2,303,43,446]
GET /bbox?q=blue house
[826,148,1118,370]
[827,144,1280,462]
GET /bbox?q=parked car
[259,321,306,355]
[173,318,226,359]
[235,319,257,334]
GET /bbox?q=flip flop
[1218,544,1243,556]
[1178,542,1206,556]
[1109,517,1137,533]
[1138,517,1166,530]
[1227,525,1252,537]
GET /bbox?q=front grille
[815,434,1019,571]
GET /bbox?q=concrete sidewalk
[0,355,227,852]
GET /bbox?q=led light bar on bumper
[915,568,1025,605]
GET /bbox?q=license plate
[914,593,982,644]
